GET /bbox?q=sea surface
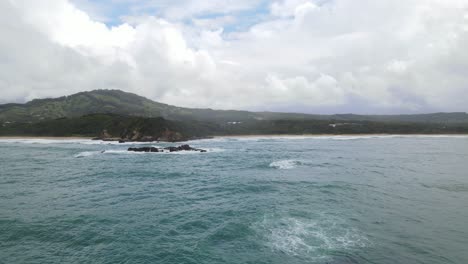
[1,135,468,264]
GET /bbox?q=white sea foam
[0,138,165,145]
[0,135,468,146]
[0,139,81,144]
[103,150,214,155]
[269,160,300,169]
[74,151,101,158]
[74,150,138,157]
[254,215,368,259]
[74,147,222,157]
[103,150,144,155]
[203,147,225,153]
[2,135,467,146]
[194,134,468,143]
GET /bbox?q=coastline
[1,133,468,141]
[212,133,468,138]
[0,136,92,140]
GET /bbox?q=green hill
[1,89,467,124]
[0,90,259,123]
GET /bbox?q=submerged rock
[127,144,207,153]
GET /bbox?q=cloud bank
[1,0,468,113]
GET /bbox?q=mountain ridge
[1,89,467,124]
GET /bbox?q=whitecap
[74,149,144,157]
[253,215,369,259]
[2,135,467,146]
[145,148,223,155]
[202,147,225,153]
[74,151,101,158]
[0,138,165,145]
[0,139,80,145]
[102,150,143,155]
[193,135,468,143]
[269,160,300,170]
[74,148,221,156]
[81,141,162,146]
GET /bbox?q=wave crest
[74,151,100,158]
[253,215,368,259]
[74,148,222,157]
[269,160,300,169]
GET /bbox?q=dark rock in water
[179,144,192,151]
[128,147,159,152]
[164,146,178,152]
[164,144,207,152]
[127,145,206,153]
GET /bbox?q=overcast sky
[1,0,468,114]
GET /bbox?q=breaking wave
[195,134,468,143]
[0,138,164,145]
[2,135,468,146]
[74,148,223,158]
[253,215,368,260]
[269,160,301,169]
[74,151,101,158]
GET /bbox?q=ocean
[1,136,467,264]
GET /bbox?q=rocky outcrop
[127,147,161,152]
[94,128,191,143]
[157,128,184,142]
[128,144,207,153]
[93,129,121,141]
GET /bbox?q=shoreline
[212,133,468,138]
[1,134,468,141]
[0,136,92,140]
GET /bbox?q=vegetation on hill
[219,120,468,135]
[1,114,467,141]
[0,90,259,123]
[1,89,467,124]
[0,114,219,141]
[1,90,468,140]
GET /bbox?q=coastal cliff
[0,114,215,142]
[97,127,185,142]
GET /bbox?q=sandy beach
[212,133,468,138]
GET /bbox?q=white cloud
[386,60,411,74]
[265,74,345,105]
[1,0,468,113]
[271,0,317,18]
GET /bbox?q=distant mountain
[0,90,260,123]
[1,89,467,124]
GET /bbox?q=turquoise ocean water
[1,136,467,264]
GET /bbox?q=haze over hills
[1,90,468,141]
[1,89,468,124]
